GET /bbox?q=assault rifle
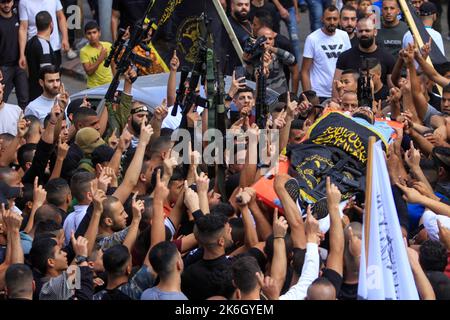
[104,1,158,102]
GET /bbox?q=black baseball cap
[419,2,437,16]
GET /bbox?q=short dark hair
[253,9,274,29]
[91,144,115,168]
[101,195,121,225]
[36,11,52,32]
[0,132,15,143]
[34,204,62,227]
[45,178,71,207]
[211,203,235,218]
[149,241,179,280]
[342,69,359,76]
[39,65,59,81]
[5,264,34,299]
[70,171,95,202]
[73,107,97,126]
[17,143,37,171]
[29,238,57,274]
[419,240,448,272]
[300,90,317,102]
[324,5,339,14]
[436,62,450,77]
[84,20,100,34]
[234,86,255,98]
[232,256,261,294]
[341,4,357,14]
[443,84,450,94]
[146,135,172,159]
[35,220,62,238]
[160,127,174,137]
[194,214,228,246]
[103,244,130,277]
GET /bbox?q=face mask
[359,36,374,49]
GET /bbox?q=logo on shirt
[321,44,344,59]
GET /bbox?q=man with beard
[229,0,253,46]
[24,11,57,102]
[181,214,235,300]
[301,6,351,102]
[228,0,253,70]
[340,5,358,48]
[376,0,409,58]
[127,101,153,149]
[333,17,395,98]
[24,65,62,124]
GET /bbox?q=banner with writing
[307,112,386,164]
[358,141,419,300]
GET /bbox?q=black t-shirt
[226,17,253,74]
[0,14,19,66]
[350,35,359,48]
[336,46,395,86]
[25,36,56,101]
[112,0,151,30]
[338,282,358,300]
[374,84,389,102]
[181,255,234,300]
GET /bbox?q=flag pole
[364,136,376,266]
[398,0,442,95]
[211,0,244,64]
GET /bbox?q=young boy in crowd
[79,21,113,89]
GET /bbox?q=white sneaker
[67,48,78,59]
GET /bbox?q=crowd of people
[0,0,449,301]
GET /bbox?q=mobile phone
[235,66,246,84]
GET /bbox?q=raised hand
[195,171,210,195]
[305,205,321,244]
[273,208,288,238]
[153,98,168,122]
[153,169,169,204]
[404,141,420,169]
[139,117,154,145]
[16,112,30,138]
[131,194,144,222]
[57,136,70,160]
[170,50,180,72]
[92,187,106,214]
[326,176,341,208]
[183,181,200,212]
[33,176,47,207]
[118,124,133,151]
[71,232,89,258]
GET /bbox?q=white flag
[358,141,419,300]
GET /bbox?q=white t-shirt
[402,27,445,56]
[0,103,22,135]
[25,94,56,124]
[303,28,351,97]
[19,0,63,51]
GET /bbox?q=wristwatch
[74,255,88,265]
[225,94,233,102]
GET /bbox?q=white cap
[421,210,450,241]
